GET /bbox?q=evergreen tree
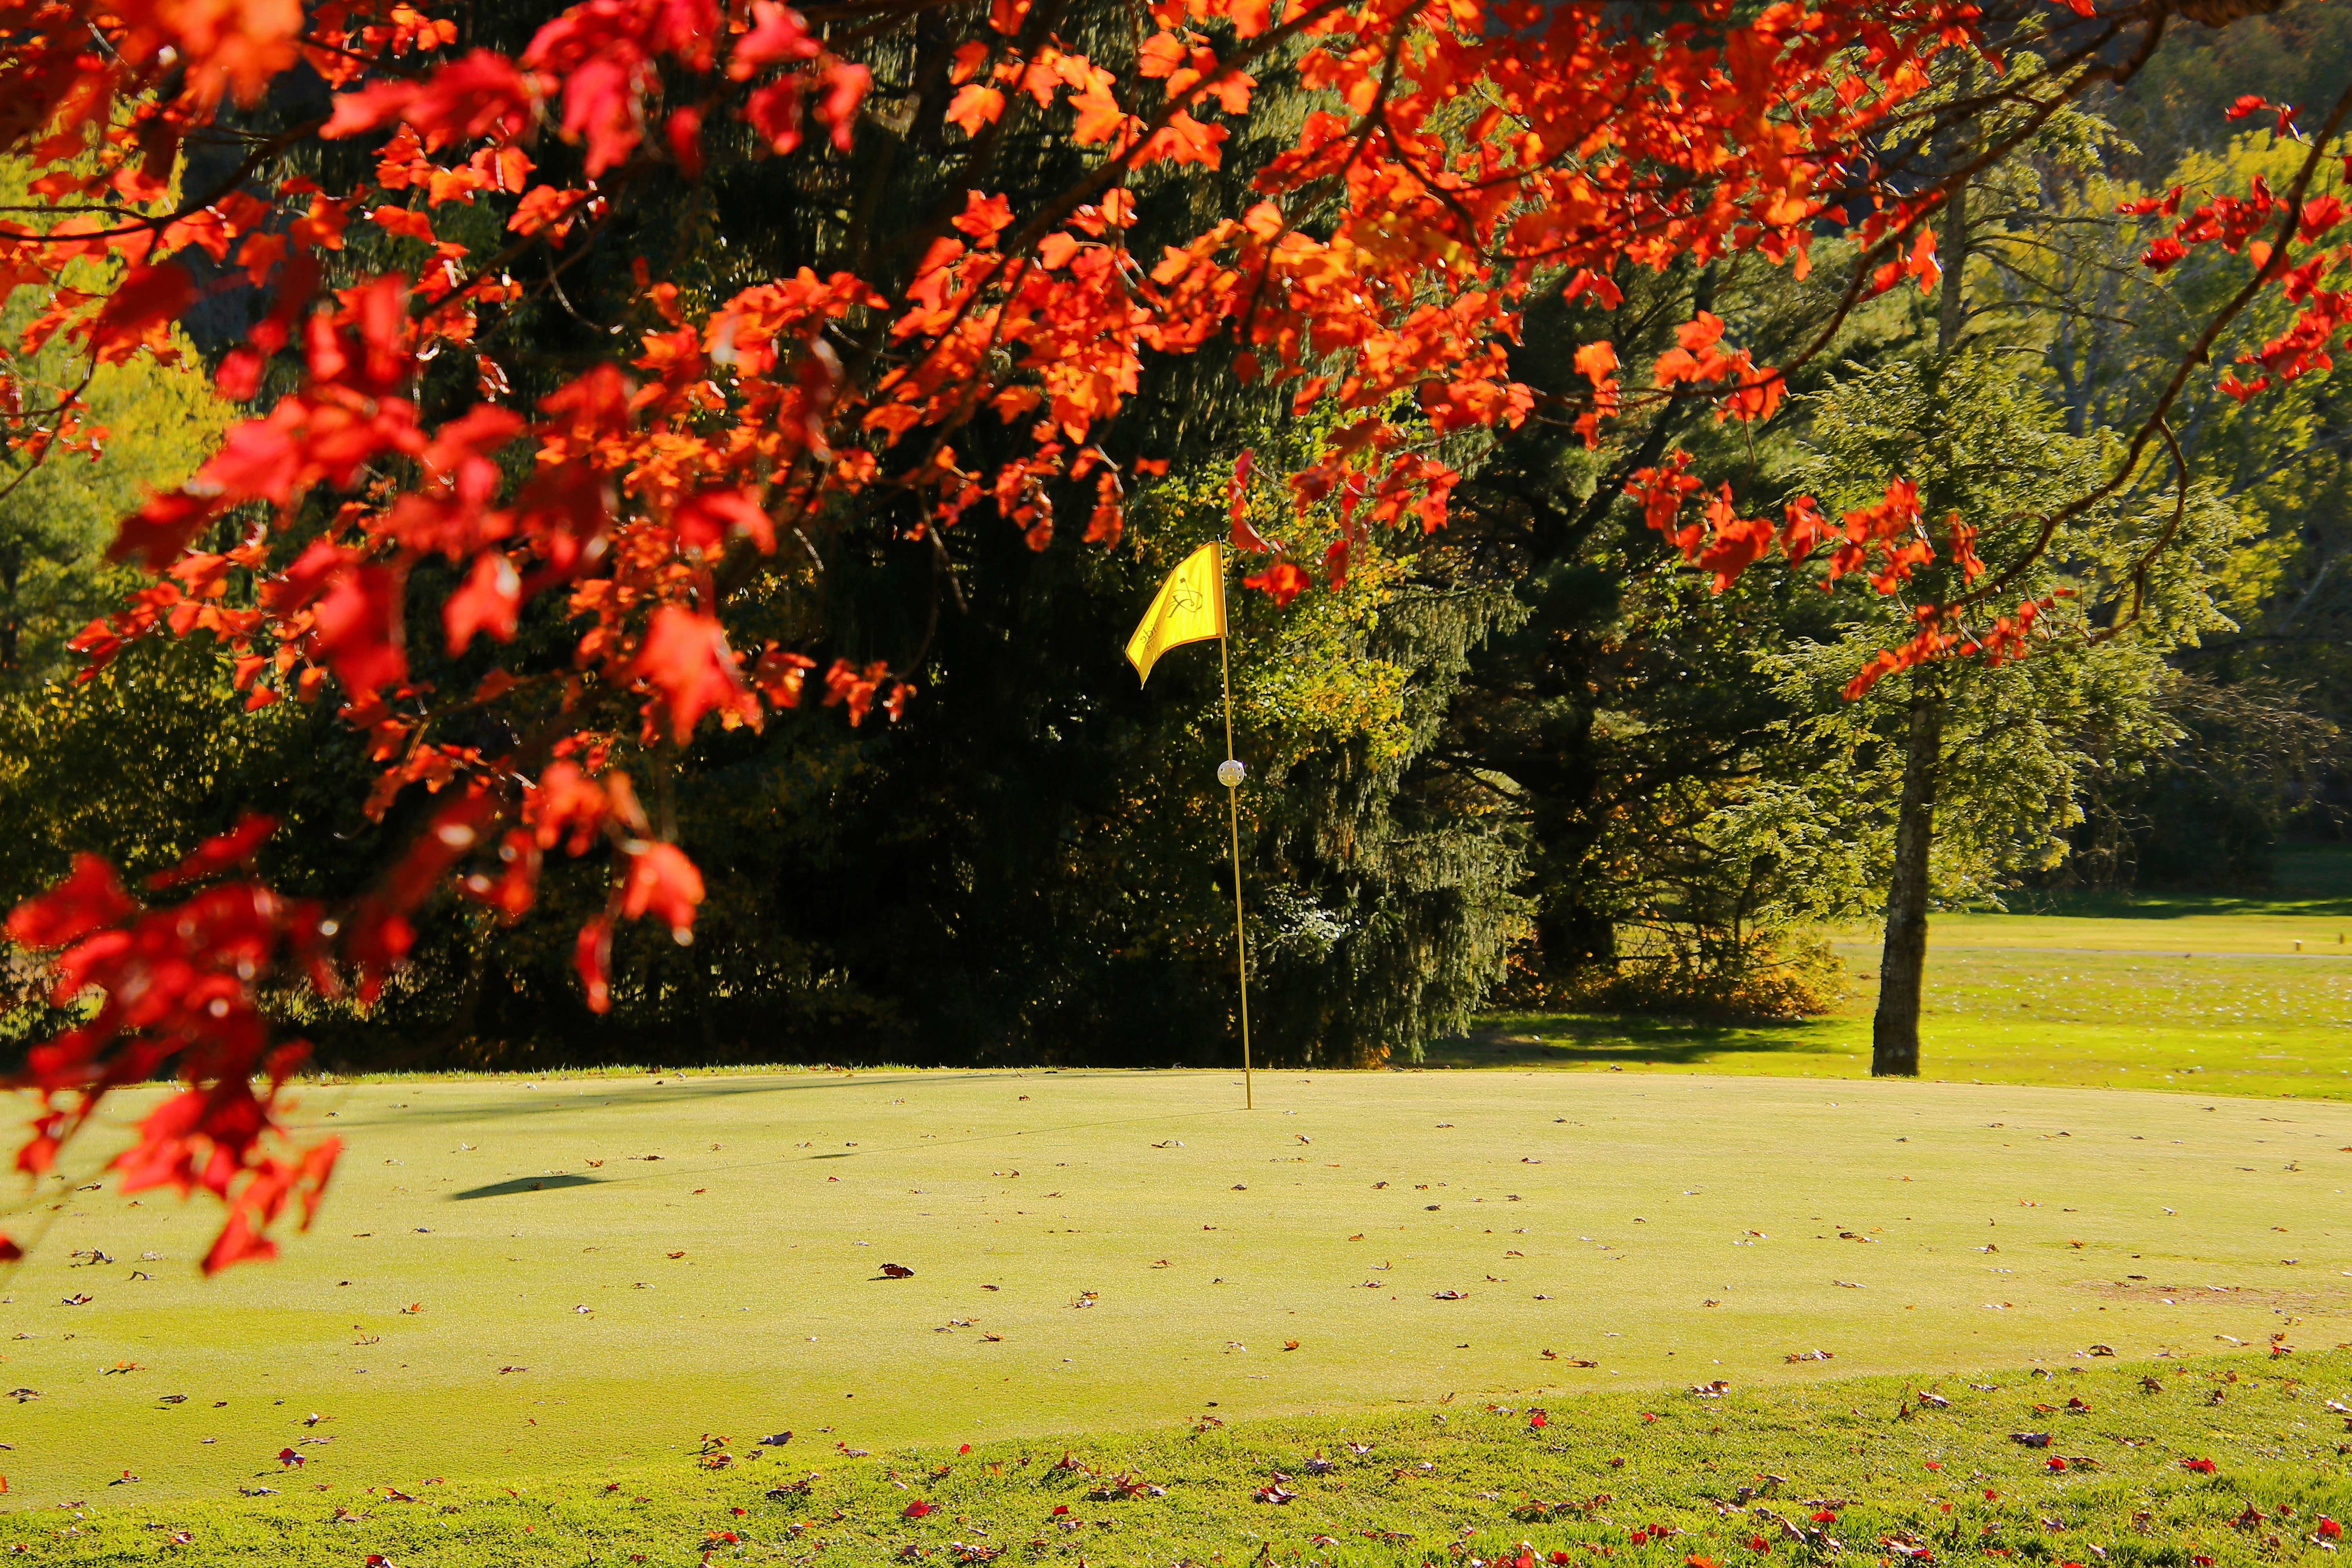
[1768,348,2248,1073]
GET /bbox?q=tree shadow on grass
[378,1069,1021,1128]
[375,1065,1251,1130]
[1971,846,2352,921]
[452,1173,608,1199]
[1425,1012,1853,1069]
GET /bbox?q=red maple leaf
[6,854,135,949]
[630,605,760,740]
[444,551,521,653]
[620,842,705,938]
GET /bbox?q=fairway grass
[1457,848,2352,1100]
[1468,943,2352,1101]
[1463,886,2352,1099]
[24,1348,2352,1567]
[4,1071,2346,1510]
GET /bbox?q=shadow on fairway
[452,1173,609,1199]
[375,1067,1220,1130]
[375,1071,1020,1128]
[1980,844,2352,921]
[1423,1014,1849,1070]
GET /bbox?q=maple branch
[1610,18,2158,425]
[2083,414,2190,648]
[450,184,631,338]
[820,0,1077,399]
[543,247,628,336]
[1947,66,2352,617]
[815,0,974,47]
[295,32,430,78]
[0,365,100,508]
[997,0,1359,258]
[0,117,325,244]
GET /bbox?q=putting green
[5,1070,2346,1507]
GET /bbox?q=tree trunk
[1935,64,1972,359]
[0,538,20,675]
[1872,681,1943,1077]
[1868,70,1973,1078]
[652,747,720,1059]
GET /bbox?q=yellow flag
[1124,542,1225,686]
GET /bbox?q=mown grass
[23,1350,2351,1567]
[5,1071,2345,1508]
[1465,944,2352,1100]
[1457,852,2352,1100]
[1979,846,2352,928]
[11,864,2350,1552]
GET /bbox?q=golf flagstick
[1216,546,1253,1112]
[1119,539,1254,1109]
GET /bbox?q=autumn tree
[0,0,2344,1265]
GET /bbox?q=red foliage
[632,606,762,742]
[4,823,338,1274]
[1244,562,1310,606]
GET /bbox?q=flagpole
[1216,549,1254,1111]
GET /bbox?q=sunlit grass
[11,862,2348,1549]
[29,1349,2352,1567]
[1462,852,2352,1099]
[4,1071,2343,1509]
